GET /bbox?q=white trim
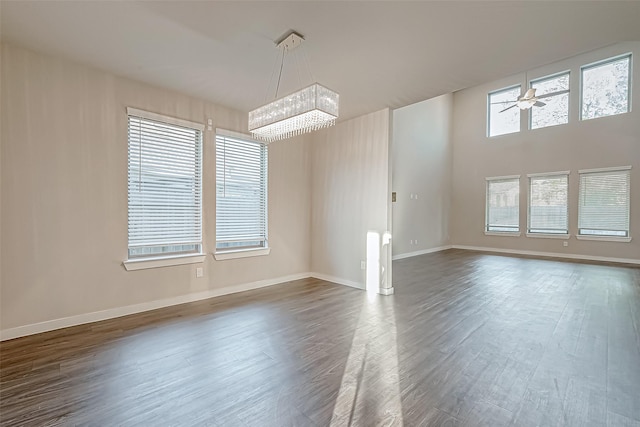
[309,272,365,290]
[486,174,521,181]
[527,170,570,177]
[392,245,452,261]
[576,235,632,243]
[452,245,640,266]
[529,69,571,85]
[526,233,571,239]
[214,247,271,261]
[126,107,204,131]
[581,52,632,70]
[578,165,632,174]
[215,128,264,145]
[379,287,395,296]
[123,253,206,271]
[0,272,311,341]
[484,231,521,237]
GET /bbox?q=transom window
[528,173,569,235]
[530,72,570,130]
[581,54,632,121]
[488,85,521,137]
[216,130,268,252]
[486,176,520,233]
[578,167,631,238]
[127,108,203,259]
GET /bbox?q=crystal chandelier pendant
[249,83,339,143]
[249,31,339,143]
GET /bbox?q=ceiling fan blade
[533,101,546,107]
[536,89,570,99]
[491,101,516,105]
[522,88,536,99]
[499,104,518,113]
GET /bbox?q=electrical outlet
[563,241,568,247]
[360,260,366,270]
[196,267,204,278]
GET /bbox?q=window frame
[526,171,570,238]
[529,71,571,130]
[487,84,522,138]
[580,53,632,121]
[214,129,270,260]
[485,175,521,236]
[124,108,205,271]
[577,166,632,242]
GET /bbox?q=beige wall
[392,94,452,257]
[451,42,640,261]
[4,38,637,335]
[0,43,311,331]
[310,109,391,287]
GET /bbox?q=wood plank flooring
[1,249,639,426]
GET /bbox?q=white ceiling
[2,1,640,121]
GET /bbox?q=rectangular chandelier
[249,83,339,143]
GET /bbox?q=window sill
[123,253,206,271]
[214,247,270,261]
[526,233,571,240]
[484,231,521,237]
[576,235,632,243]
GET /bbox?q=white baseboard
[0,272,311,341]
[392,245,452,261]
[452,245,640,266]
[379,287,395,295]
[309,272,365,290]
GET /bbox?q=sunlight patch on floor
[329,297,404,426]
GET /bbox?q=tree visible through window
[530,73,570,129]
[581,54,631,120]
[488,86,521,137]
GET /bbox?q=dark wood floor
[1,249,640,426]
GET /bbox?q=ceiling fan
[497,88,570,113]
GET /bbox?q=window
[530,72,570,130]
[488,85,521,137]
[216,130,268,252]
[581,54,632,121]
[528,173,569,235]
[578,167,631,239]
[127,108,203,259]
[486,176,520,233]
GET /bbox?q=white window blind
[216,130,268,251]
[486,177,520,232]
[528,173,569,234]
[127,108,203,258]
[578,168,631,237]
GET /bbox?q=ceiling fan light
[517,98,536,110]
